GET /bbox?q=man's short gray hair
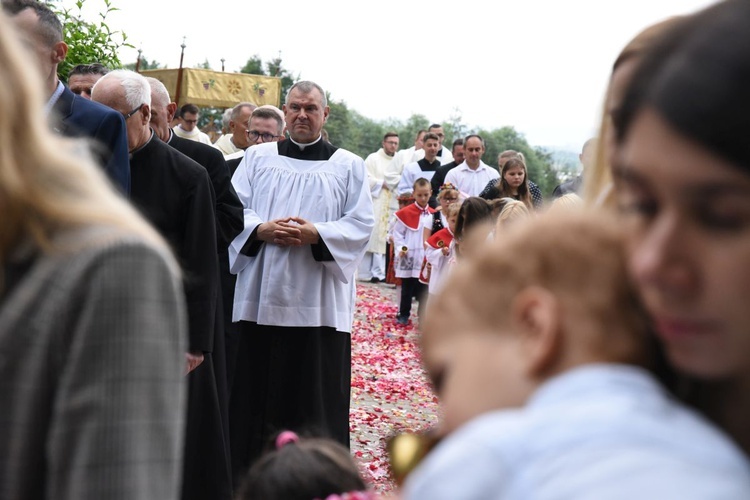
[145,76,170,107]
[96,69,152,109]
[231,102,257,122]
[285,81,327,107]
[221,108,233,129]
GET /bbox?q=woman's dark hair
[454,197,492,243]
[237,436,366,500]
[615,0,750,172]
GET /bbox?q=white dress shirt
[444,160,500,198]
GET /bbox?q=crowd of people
[2,0,750,498]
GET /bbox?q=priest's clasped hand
[258,217,320,247]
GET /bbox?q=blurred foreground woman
[0,11,187,500]
[612,0,750,455]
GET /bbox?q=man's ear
[166,102,177,123]
[510,286,561,378]
[140,104,151,126]
[52,41,67,64]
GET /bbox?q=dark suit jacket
[432,160,460,194]
[51,86,130,194]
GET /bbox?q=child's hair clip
[275,430,299,449]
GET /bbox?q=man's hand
[185,351,205,375]
[257,217,320,247]
[255,217,289,243]
[282,217,320,245]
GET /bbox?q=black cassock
[167,133,245,392]
[130,133,232,500]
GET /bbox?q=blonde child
[404,212,750,499]
[492,199,531,239]
[393,178,434,325]
[424,202,460,297]
[422,183,460,244]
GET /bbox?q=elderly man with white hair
[92,70,232,500]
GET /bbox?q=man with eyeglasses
[228,80,374,486]
[359,132,400,283]
[213,102,257,157]
[225,105,285,175]
[173,102,213,145]
[93,70,230,500]
[3,0,130,194]
[147,76,245,399]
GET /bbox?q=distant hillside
[541,147,581,182]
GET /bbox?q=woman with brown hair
[612,0,750,454]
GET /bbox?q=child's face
[413,185,432,208]
[504,166,525,189]
[421,281,531,435]
[447,214,458,233]
[439,192,459,211]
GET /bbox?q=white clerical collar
[289,134,322,151]
[129,130,155,159]
[44,80,65,116]
[166,129,175,144]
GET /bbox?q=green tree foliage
[52,0,132,82]
[240,55,264,75]
[479,127,559,196]
[123,55,162,71]
[240,54,297,100]
[323,101,560,196]
[194,59,212,70]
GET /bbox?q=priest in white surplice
[359,132,399,282]
[228,81,374,486]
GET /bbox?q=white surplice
[229,140,374,333]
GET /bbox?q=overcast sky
[61,0,717,151]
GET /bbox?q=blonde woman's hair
[0,12,167,262]
[583,16,685,209]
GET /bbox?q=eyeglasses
[384,140,399,145]
[182,118,198,125]
[122,103,144,120]
[247,130,281,142]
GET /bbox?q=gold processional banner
[140,68,282,108]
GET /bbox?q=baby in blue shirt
[403,211,750,499]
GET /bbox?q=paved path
[350,282,439,495]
